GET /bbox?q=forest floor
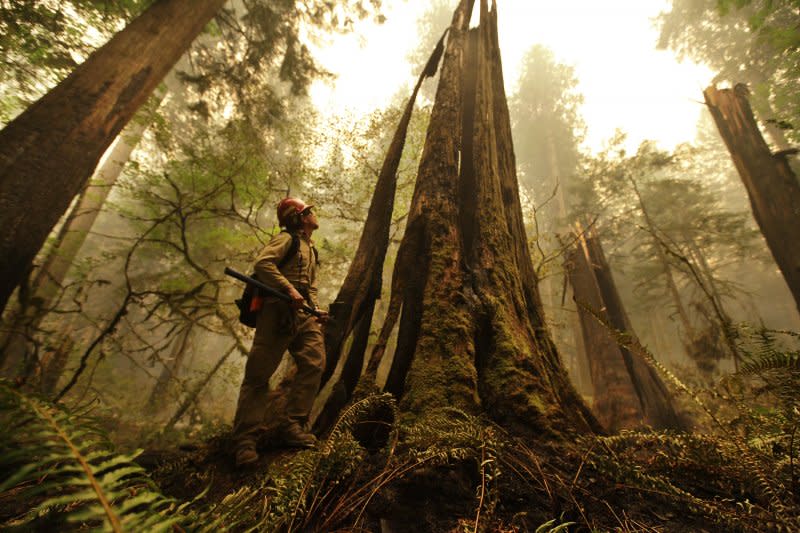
[136,424,787,533]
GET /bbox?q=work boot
[279,421,317,448]
[235,443,259,467]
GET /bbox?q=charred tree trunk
[568,230,682,431]
[704,85,800,317]
[363,0,598,437]
[312,33,447,434]
[0,0,225,315]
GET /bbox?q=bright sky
[308,0,714,154]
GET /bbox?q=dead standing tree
[704,84,800,317]
[334,0,598,438]
[566,228,683,432]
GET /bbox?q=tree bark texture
[567,230,682,432]
[366,0,598,437]
[704,85,800,317]
[313,33,447,433]
[0,0,225,315]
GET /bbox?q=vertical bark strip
[388,0,480,416]
[321,31,448,391]
[704,85,800,316]
[463,0,596,435]
[0,0,226,315]
[313,32,449,432]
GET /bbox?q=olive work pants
[232,302,325,448]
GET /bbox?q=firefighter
[233,197,328,467]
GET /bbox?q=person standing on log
[233,198,328,467]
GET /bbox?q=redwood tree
[0,0,226,315]
[567,229,683,432]
[355,0,598,437]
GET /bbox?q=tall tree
[510,45,584,234]
[0,0,227,316]
[352,0,598,436]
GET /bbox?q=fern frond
[739,352,800,376]
[0,381,183,532]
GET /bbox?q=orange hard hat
[277,197,313,226]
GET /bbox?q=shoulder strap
[277,230,301,269]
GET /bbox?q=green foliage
[572,136,768,374]
[0,379,185,531]
[0,0,151,122]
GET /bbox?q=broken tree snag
[377,0,482,418]
[367,0,597,437]
[704,85,800,316]
[567,229,683,432]
[313,30,450,434]
[566,232,644,432]
[582,233,683,431]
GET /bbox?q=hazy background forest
[1,0,799,529]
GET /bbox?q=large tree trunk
[1,122,147,373]
[567,229,683,431]
[363,0,598,436]
[704,85,800,317]
[0,0,225,315]
[313,33,447,433]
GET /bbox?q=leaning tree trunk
[1,120,149,374]
[363,0,598,437]
[0,0,225,315]
[566,231,643,432]
[704,85,800,317]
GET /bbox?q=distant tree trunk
[704,85,800,317]
[566,232,643,431]
[1,120,148,374]
[0,0,225,315]
[147,322,193,411]
[568,229,683,431]
[361,0,598,436]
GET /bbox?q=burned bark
[567,229,683,431]
[361,0,598,436]
[704,85,800,317]
[0,0,225,315]
[312,32,447,433]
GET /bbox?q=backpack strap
[277,230,301,269]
